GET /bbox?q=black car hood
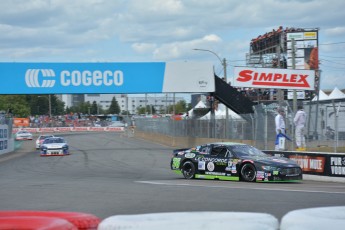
[242,155,299,167]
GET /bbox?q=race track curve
[0,132,344,221]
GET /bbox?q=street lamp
[193,48,229,138]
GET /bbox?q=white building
[61,94,185,115]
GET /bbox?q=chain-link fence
[134,100,345,152]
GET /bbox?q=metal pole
[223,58,229,138]
[291,39,296,150]
[48,94,52,117]
[173,93,176,115]
[145,94,147,115]
[314,70,321,141]
[332,100,336,153]
[264,106,268,150]
[193,48,228,138]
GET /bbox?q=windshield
[40,135,53,140]
[44,138,65,144]
[229,145,267,157]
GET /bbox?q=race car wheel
[240,164,256,182]
[182,161,196,179]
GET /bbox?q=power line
[320,58,345,66]
[319,41,345,45]
[320,55,345,59]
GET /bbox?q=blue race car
[40,137,70,156]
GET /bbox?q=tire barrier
[0,216,77,229]
[98,212,279,230]
[280,206,345,230]
[0,211,101,230]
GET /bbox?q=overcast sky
[1,0,344,92]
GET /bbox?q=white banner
[233,67,315,90]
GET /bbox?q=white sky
[0,0,344,93]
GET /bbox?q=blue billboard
[0,62,214,94]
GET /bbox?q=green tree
[27,95,65,116]
[136,106,145,115]
[168,100,188,114]
[108,97,120,114]
[136,105,156,115]
[91,101,98,114]
[0,95,30,117]
[55,99,66,115]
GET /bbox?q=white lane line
[135,181,345,195]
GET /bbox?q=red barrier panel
[13,126,124,133]
[0,216,77,229]
[57,127,73,132]
[72,127,90,132]
[39,128,56,133]
[107,127,125,131]
[0,211,101,230]
[89,127,107,132]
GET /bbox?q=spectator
[275,107,286,150]
[294,105,307,151]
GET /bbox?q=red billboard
[233,67,315,90]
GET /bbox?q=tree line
[0,95,191,117]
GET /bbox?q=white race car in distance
[35,134,55,149]
[15,130,33,140]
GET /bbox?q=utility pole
[48,94,52,117]
[193,48,229,137]
[222,58,229,138]
[292,38,296,150]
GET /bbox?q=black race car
[171,142,302,182]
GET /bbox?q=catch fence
[134,99,345,152]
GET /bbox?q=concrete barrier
[98,212,279,230]
[280,206,345,230]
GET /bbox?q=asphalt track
[0,132,344,221]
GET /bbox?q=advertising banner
[13,118,30,127]
[286,30,319,70]
[288,155,325,173]
[265,150,345,178]
[329,156,345,176]
[233,67,315,90]
[0,62,214,94]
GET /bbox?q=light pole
[193,48,228,138]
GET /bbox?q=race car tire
[240,163,256,182]
[182,161,196,179]
[0,210,100,229]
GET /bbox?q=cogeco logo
[25,69,124,87]
[60,70,123,86]
[25,69,56,88]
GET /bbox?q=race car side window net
[211,147,227,157]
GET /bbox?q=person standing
[294,105,307,151]
[275,107,286,150]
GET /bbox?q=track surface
[1,132,344,221]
